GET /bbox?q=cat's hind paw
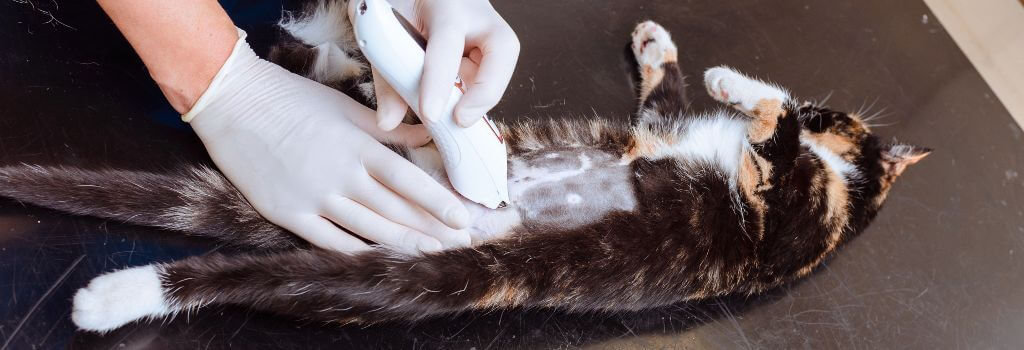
[631,21,679,101]
[72,265,171,332]
[703,66,790,113]
[631,21,678,67]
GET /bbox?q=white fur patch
[358,81,376,105]
[801,138,860,182]
[72,265,171,332]
[310,43,364,83]
[631,21,677,67]
[279,0,355,50]
[279,0,365,82]
[704,66,790,111]
[645,113,749,179]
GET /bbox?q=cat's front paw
[72,265,171,332]
[631,21,678,67]
[703,66,790,112]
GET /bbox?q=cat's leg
[70,212,717,331]
[631,21,688,123]
[702,67,802,235]
[703,66,792,143]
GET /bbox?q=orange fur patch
[803,131,857,160]
[823,170,850,242]
[664,48,678,63]
[621,129,661,162]
[474,281,529,308]
[796,162,851,277]
[638,64,667,103]
[754,154,773,191]
[738,152,768,239]
[745,99,785,143]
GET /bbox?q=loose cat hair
[0,2,929,333]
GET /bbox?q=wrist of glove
[182,29,472,254]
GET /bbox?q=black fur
[0,165,304,250]
[0,17,929,331]
[639,62,690,117]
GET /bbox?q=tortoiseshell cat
[0,5,929,332]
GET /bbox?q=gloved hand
[372,0,520,130]
[185,29,472,254]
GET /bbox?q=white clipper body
[349,0,510,209]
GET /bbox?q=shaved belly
[407,145,637,242]
[508,147,637,228]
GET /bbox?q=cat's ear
[881,143,932,177]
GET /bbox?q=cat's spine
[0,165,303,249]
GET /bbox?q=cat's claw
[72,265,171,332]
[703,66,790,112]
[631,20,677,67]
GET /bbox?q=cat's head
[794,103,930,213]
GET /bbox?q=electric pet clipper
[349,0,510,209]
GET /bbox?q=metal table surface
[2,0,1023,349]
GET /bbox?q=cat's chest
[641,116,750,178]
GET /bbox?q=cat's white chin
[72,265,171,332]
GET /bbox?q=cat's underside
[0,3,929,333]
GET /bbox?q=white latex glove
[184,29,472,254]
[373,0,520,130]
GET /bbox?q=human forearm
[97,0,473,252]
[97,0,238,113]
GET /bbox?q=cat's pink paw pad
[631,20,678,66]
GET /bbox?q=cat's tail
[71,216,698,332]
[0,165,303,249]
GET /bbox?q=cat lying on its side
[0,2,927,333]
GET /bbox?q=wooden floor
[924,0,1024,126]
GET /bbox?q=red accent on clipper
[455,79,466,94]
[484,116,504,144]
